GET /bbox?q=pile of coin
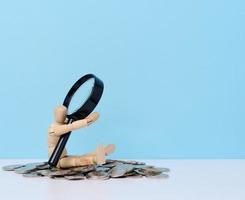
[2,159,170,180]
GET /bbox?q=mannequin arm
[49,112,99,136]
[50,120,88,136]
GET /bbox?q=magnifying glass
[48,74,104,167]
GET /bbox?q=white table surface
[1,159,245,200]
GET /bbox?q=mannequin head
[54,105,67,123]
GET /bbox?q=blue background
[0,0,244,159]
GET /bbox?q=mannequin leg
[58,155,95,168]
[57,144,116,168]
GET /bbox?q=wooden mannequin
[48,105,115,168]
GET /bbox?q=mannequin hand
[86,112,99,125]
[72,112,99,129]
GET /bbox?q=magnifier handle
[48,119,73,167]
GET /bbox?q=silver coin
[105,159,116,164]
[132,165,153,169]
[80,165,96,173]
[87,171,109,180]
[136,167,169,176]
[147,173,169,179]
[134,169,151,176]
[48,169,74,177]
[14,162,47,174]
[23,172,41,178]
[2,164,25,171]
[147,167,170,173]
[36,163,50,170]
[25,162,46,167]
[35,169,53,176]
[120,160,146,165]
[50,176,66,180]
[64,174,86,180]
[15,166,38,174]
[95,166,111,172]
[128,174,143,178]
[123,171,137,177]
[101,163,117,168]
[109,163,134,178]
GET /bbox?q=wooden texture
[48,105,115,168]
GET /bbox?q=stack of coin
[2,159,170,180]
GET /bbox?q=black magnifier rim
[63,74,104,120]
[48,74,104,167]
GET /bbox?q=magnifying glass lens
[67,79,95,115]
